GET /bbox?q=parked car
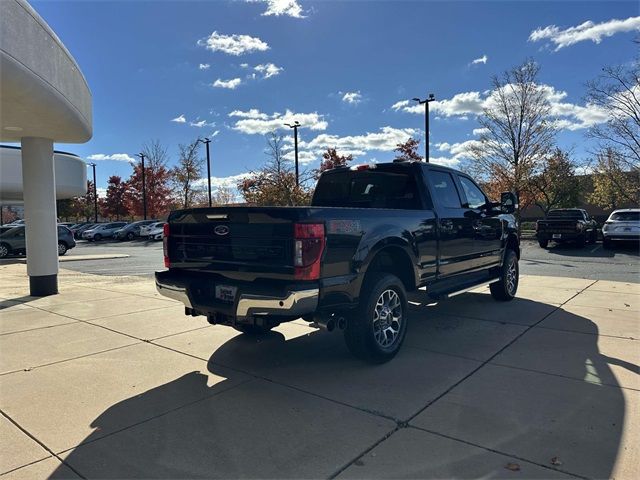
[114,220,158,241]
[536,208,598,248]
[0,225,76,258]
[140,222,164,237]
[602,209,640,249]
[146,222,166,241]
[4,219,25,227]
[156,161,520,364]
[82,222,128,241]
[72,222,97,239]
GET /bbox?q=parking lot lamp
[136,153,147,220]
[88,162,98,222]
[196,138,212,207]
[285,121,301,186]
[412,94,436,162]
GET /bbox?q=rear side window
[428,171,462,209]
[313,170,422,209]
[458,176,487,209]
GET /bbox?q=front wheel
[126,232,135,241]
[57,242,67,256]
[538,239,548,248]
[344,273,408,364]
[490,249,519,301]
[93,234,102,241]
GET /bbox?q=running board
[446,276,500,298]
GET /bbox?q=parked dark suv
[0,225,76,258]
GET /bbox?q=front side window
[428,171,462,209]
[458,176,487,209]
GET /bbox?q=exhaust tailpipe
[311,316,336,332]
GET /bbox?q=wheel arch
[362,243,418,293]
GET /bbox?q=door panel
[426,170,475,277]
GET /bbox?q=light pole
[196,138,212,207]
[136,153,147,220]
[412,94,436,162]
[88,162,98,222]
[285,121,301,186]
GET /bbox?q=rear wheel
[126,232,135,241]
[57,242,67,256]
[93,234,102,241]
[344,273,408,364]
[575,235,586,248]
[0,243,10,258]
[490,249,518,301]
[538,239,548,248]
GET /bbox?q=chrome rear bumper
[155,275,318,320]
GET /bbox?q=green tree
[590,149,640,210]
[531,149,582,215]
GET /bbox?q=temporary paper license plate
[552,234,561,239]
[215,285,237,303]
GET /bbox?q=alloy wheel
[506,258,517,295]
[372,289,403,348]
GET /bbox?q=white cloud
[198,63,210,70]
[283,150,318,165]
[228,109,270,120]
[428,139,482,167]
[240,63,249,68]
[247,0,306,18]
[300,126,419,161]
[213,78,242,89]
[171,114,187,123]
[197,31,269,56]
[254,63,283,79]
[96,187,107,198]
[391,84,609,131]
[529,16,640,50]
[189,120,216,128]
[472,127,490,136]
[342,91,363,105]
[471,54,488,65]
[230,109,328,134]
[87,153,135,163]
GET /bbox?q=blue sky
[32,0,639,194]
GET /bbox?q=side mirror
[500,191,518,214]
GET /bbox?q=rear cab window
[313,165,424,209]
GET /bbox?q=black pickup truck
[536,208,599,248]
[156,161,520,363]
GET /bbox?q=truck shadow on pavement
[49,295,633,479]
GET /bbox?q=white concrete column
[21,137,58,296]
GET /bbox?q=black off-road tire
[490,249,519,302]
[538,239,549,248]
[344,273,408,364]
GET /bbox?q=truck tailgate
[166,207,309,280]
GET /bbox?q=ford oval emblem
[214,225,230,236]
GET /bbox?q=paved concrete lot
[0,264,638,479]
[51,238,640,282]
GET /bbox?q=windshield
[610,211,640,222]
[548,210,584,220]
[312,169,421,209]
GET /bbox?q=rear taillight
[163,223,170,268]
[293,223,325,280]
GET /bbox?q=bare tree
[586,63,640,167]
[469,60,556,216]
[172,139,204,209]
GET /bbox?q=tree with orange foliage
[394,138,423,162]
[314,148,353,179]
